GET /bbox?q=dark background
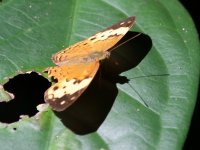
[181,0,199,34]
[180,0,199,149]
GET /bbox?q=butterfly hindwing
[44,62,99,111]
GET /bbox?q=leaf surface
[0,0,199,150]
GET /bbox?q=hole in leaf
[0,72,51,123]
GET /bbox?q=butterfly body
[45,16,135,111]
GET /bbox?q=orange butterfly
[44,16,135,111]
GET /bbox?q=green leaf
[0,0,199,150]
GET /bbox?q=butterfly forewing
[52,16,135,66]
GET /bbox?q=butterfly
[44,16,135,111]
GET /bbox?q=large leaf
[0,0,199,150]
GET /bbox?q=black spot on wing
[90,37,96,41]
[107,33,118,38]
[53,86,58,91]
[73,80,82,84]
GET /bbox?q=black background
[180,0,199,149]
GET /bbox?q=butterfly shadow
[54,32,152,135]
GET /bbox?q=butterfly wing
[44,61,99,111]
[52,16,135,66]
[44,16,135,111]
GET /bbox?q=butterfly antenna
[111,33,142,51]
[127,73,170,107]
[129,73,170,80]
